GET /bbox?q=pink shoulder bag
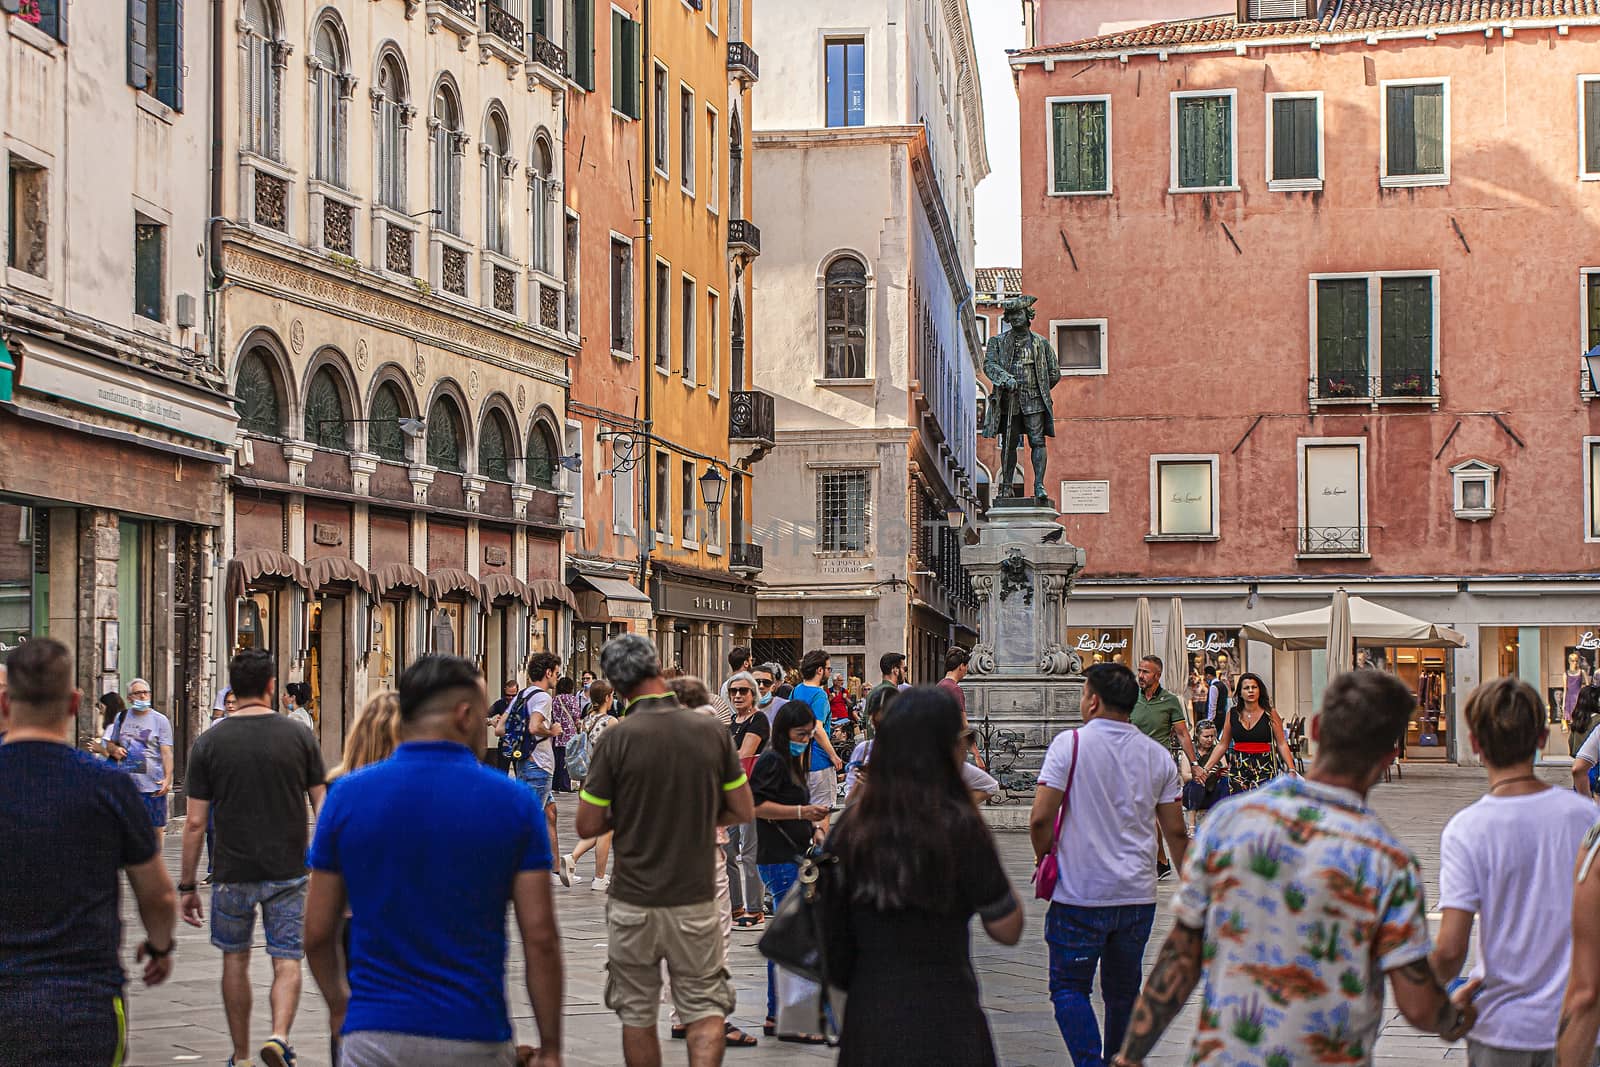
[1032,730,1080,902]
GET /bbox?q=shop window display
[1482,627,1599,760]
[1352,645,1450,760]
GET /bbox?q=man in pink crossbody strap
[1028,663,1188,1067]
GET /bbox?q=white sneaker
[557,856,572,887]
[551,872,563,887]
[560,853,576,886]
[591,875,610,891]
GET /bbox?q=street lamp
[698,466,726,515]
[1585,344,1600,395]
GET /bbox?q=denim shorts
[210,876,309,959]
[516,761,554,809]
[140,792,168,828]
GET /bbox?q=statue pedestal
[961,500,1088,757]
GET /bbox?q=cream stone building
[217,0,580,765]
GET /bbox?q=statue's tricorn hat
[1000,294,1037,311]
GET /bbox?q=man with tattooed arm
[1110,670,1477,1067]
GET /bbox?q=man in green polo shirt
[1134,655,1201,877]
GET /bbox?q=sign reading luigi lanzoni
[653,578,757,624]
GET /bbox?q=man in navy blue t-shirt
[0,637,178,1066]
[305,654,563,1066]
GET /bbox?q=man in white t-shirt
[1029,662,1187,1066]
[1431,677,1600,1067]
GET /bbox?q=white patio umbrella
[1326,588,1354,686]
[1132,597,1155,668]
[1164,596,1189,705]
[1241,596,1466,651]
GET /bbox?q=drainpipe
[637,0,654,598]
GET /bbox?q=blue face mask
[787,740,809,757]
[131,699,152,711]
[758,691,773,707]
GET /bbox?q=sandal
[778,1033,829,1045]
[724,1023,759,1048]
[763,1018,776,1037]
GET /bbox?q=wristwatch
[142,939,174,959]
[177,882,197,893]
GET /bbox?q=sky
[970,0,1025,268]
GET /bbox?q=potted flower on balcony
[1388,373,1428,398]
[1321,376,1361,399]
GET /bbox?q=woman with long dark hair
[1199,671,1296,792]
[826,687,1022,1064]
[751,700,831,1041]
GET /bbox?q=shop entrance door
[314,598,347,769]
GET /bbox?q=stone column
[76,509,120,744]
[150,523,178,727]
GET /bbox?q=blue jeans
[1046,901,1156,1067]
[757,862,800,1020]
[211,877,310,959]
[515,760,553,810]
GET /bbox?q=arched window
[483,110,511,255]
[236,347,284,436]
[304,366,349,450]
[479,411,512,481]
[530,135,553,272]
[730,294,745,391]
[728,108,743,218]
[375,55,409,210]
[426,397,464,472]
[241,0,281,161]
[310,20,347,186]
[369,381,409,462]
[526,422,557,489]
[824,256,868,378]
[432,84,463,235]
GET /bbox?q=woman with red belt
[1198,672,1296,793]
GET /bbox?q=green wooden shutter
[1380,277,1433,393]
[1273,97,1318,181]
[127,0,150,90]
[1412,85,1444,175]
[1081,101,1106,191]
[155,0,183,111]
[1588,82,1600,174]
[1588,276,1600,351]
[623,17,640,119]
[611,9,623,108]
[1053,102,1077,192]
[1052,101,1106,193]
[1387,87,1416,175]
[1205,96,1231,186]
[574,0,594,91]
[1317,279,1369,393]
[1178,98,1203,187]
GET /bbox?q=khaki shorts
[605,897,734,1029]
[807,767,838,806]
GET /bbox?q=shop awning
[229,549,311,592]
[372,563,431,597]
[569,572,650,623]
[530,578,580,612]
[431,568,484,603]
[1241,596,1467,651]
[480,573,535,606]
[307,556,377,597]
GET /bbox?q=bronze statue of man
[981,295,1059,503]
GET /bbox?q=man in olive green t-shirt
[1133,655,1200,877]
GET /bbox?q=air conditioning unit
[1244,0,1309,20]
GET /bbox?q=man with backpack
[498,652,568,886]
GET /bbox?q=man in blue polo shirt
[791,649,843,809]
[304,655,563,1066]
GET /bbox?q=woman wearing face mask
[751,701,831,1042]
[1199,672,1296,793]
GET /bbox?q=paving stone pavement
[118,762,1561,1066]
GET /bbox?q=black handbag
[757,846,851,1041]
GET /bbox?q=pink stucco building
[999,0,1600,761]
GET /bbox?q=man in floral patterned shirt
[1113,670,1478,1067]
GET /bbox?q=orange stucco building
[1003,0,1600,760]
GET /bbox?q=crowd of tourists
[12,633,1600,1067]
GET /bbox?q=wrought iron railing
[1309,372,1373,402]
[483,1,523,47]
[530,30,567,74]
[1378,369,1439,399]
[1311,371,1439,402]
[727,41,760,81]
[439,0,476,17]
[730,542,764,573]
[1298,526,1368,555]
[727,218,761,256]
[729,389,775,444]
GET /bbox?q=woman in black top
[826,686,1023,1065]
[1199,672,1295,792]
[750,700,830,1040]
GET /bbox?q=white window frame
[1379,77,1451,189]
[1587,437,1600,543]
[653,62,670,179]
[654,451,673,545]
[1049,318,1109,376]
[654,256,671,374]
[813,464,875,557]
[1264,91,1323,192]
[680,271,697,386]
[815,249,875,384]
[706,286,721,396]
[1296,437,1370,559]
[564,419,585,527]
[1305,270,1440,405]
[565,209,581,338]
[609,230,635,360]
[1579,76,1600,180]
[975,315,989,344]
[706,0,718,34]
[1045,94,1112,197]
[1147,453,1220,541]
[680,457,699,549]
[1449,459,1497,522]
[1168,88,1239,194]
[706,103,719,215]
[611,435,636,535]
[679,82,696,197]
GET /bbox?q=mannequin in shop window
[1567,652,1593,725]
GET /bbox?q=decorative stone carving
[253,171,287,231]
[493,267,517,314]
[384,221,414,276]
[441,245,468,296]
[354,338,369,372]
[538,284,560,330]
[1040,644,1083,676]
[968,643,997,676]
[322,198,353,255]
[411,352,427,386]
[289,319,305,354]
[998,549,1032,605]
[467,367,480,399]
[516,384,527,411]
